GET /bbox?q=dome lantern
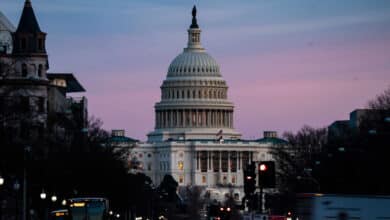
[186,5,203,52]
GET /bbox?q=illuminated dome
[147,6,241,142]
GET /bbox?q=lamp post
[22,146,31,220]
[40,190,47,220]
[14,180,20,220]
[0,175,4,220]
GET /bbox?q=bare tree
[368,85,390,110]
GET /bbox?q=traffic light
[258,161,275,188]
[244,163,256,195]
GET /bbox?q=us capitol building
[116,7,287,200]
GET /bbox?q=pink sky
[84,37,390,140]
[3,0,389,140]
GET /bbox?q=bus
[67,197,109,220]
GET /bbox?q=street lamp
[40,190,47,200]
[0,175,4,220]
[40,190,48,220]
[51,195,57,202]
[0,176,4,186]
[61,200,66,206]
[14,180,21,220]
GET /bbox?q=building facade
[0,0,87,145]
[127,7,286,201]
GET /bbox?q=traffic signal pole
[259,187,263,214]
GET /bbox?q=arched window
[198,90,202,98]
[177,90,180,99]
[22,63,27,77]
[182,90,185,98]
[214,90,217,99]
[209,90,212,98]
[192,90,195,99]
[187,90,190,98]
[38,64,43,77]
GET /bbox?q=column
[204,110,207,127]
[231,111,233,128]
[223,110,228,127]
[183,109,186,127]
[207,110,210,127]
[176,110,179,127]
[189,109,192,127]
[228,151,231,173]
[158,111,162,128]
[195,109,199,127]
[213,110,216,127]
[162,111,165,128]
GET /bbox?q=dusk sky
[1,0,390,140]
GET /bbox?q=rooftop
[47,73,86,93]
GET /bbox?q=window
[147,163,151,171]
[202,175,207,184]
[38,38,43,50]
[213,151,220,172]
[38,97,45,113]
[221,151,228,172]
[178,161,184,171]
[38,64,43,77]
[200,151,207,172]
[232,176,236,184]
[230,151,237,172]
[179,175,184,184]
[242,152,250,169]
[22,64,27,77]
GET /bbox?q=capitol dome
[167,51,221,77]
[147,6,241,142]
